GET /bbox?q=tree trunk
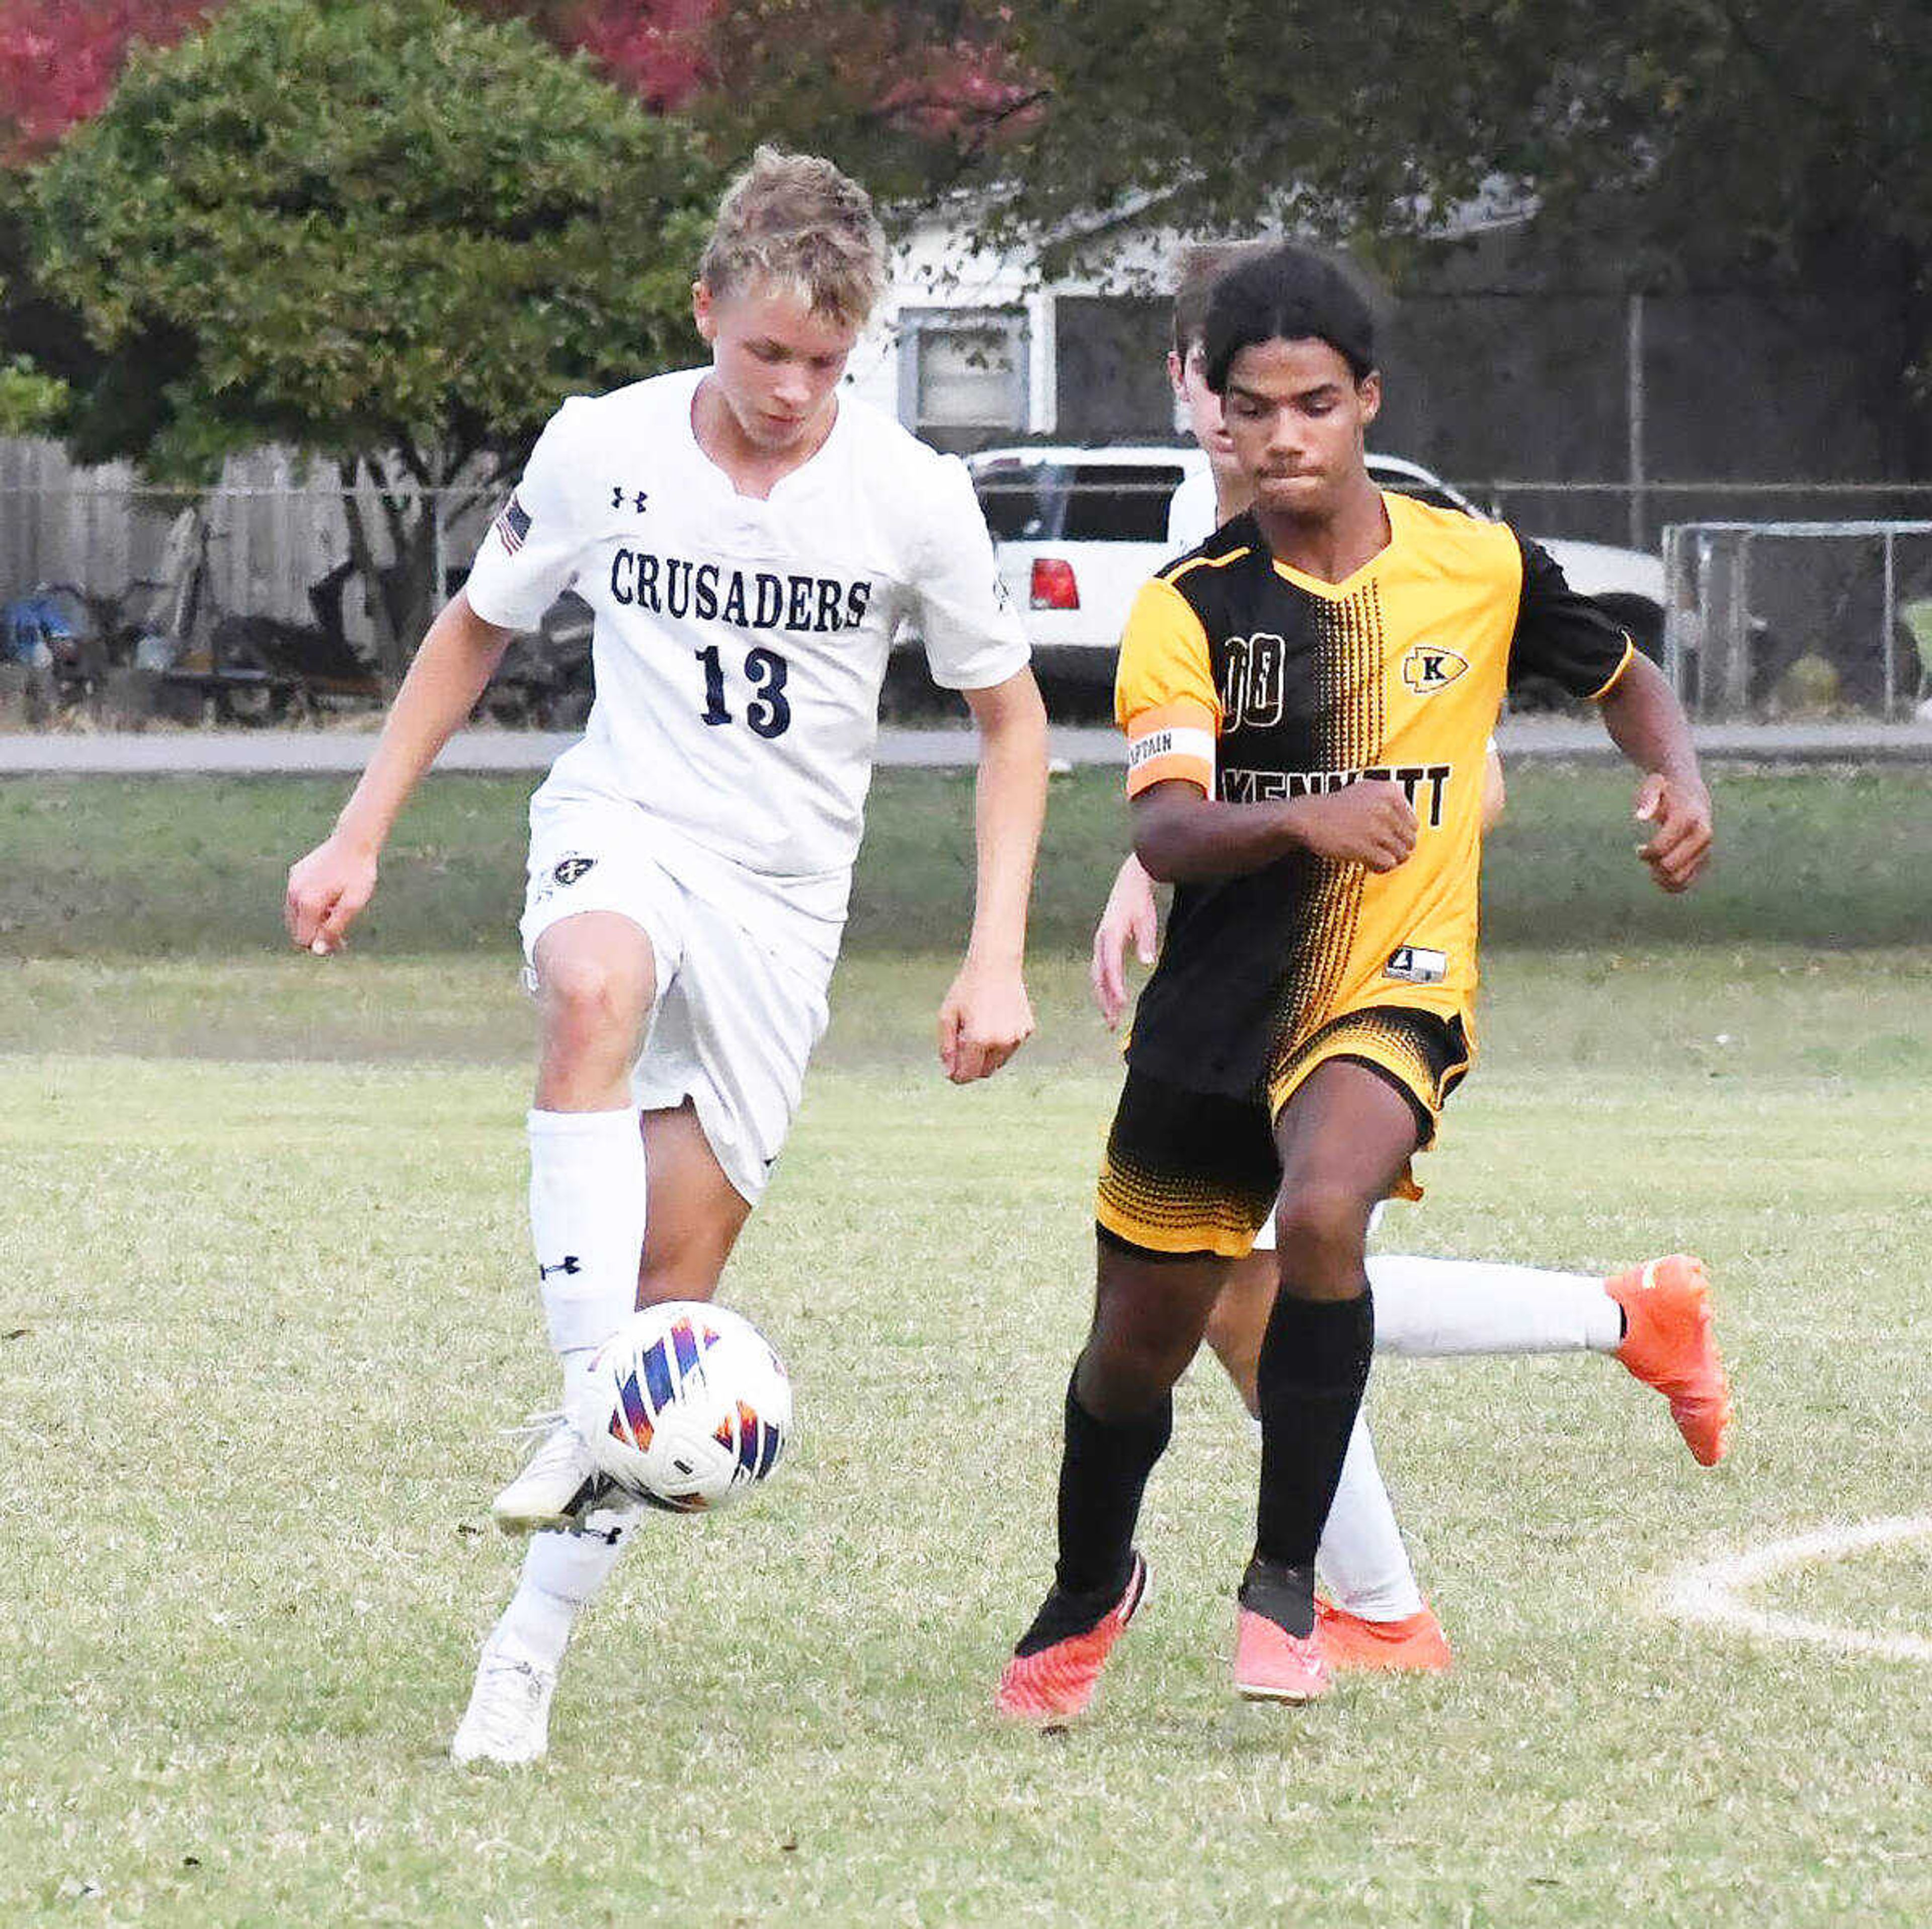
[337,456,439,689]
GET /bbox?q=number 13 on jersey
[695,645,792,739]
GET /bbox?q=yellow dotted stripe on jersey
[1257,581,1389,1063]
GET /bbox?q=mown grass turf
[4,762,1929,958]
[1,1039,1928,1926]
[1,767,1928,1924]
[4,945,1929,1089]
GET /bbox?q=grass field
[2,766,1929,1926]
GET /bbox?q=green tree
[0,356,64,434]
[31,0,720,675]
[0,200,63,434]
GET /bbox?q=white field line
[1651,1515,1932,1662]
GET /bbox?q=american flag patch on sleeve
[493,492,531,555]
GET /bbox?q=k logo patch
[1402,644,1469,694]
[552,856,596,886]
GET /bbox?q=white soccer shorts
[520,800,832,1205]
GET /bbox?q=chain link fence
[4,447,1929,725]
[1442,483,1932,720]
[1662,520,1932,720]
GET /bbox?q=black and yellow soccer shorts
[1095,1005,1472,1260]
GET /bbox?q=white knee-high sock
[528,1107,647,1363]
[1367,1255,1623,1357]
[496,1107,649,1661]
[1314,1409,1425,1622]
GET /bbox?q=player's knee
[539,949,651,1047]
[1087,1305,1199,1407]
[1076,1339,1179,1420]
[1273,1181,1375,1264]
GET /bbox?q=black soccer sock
[1251,1286,1375,1637]
[1050,1370,1171,1604]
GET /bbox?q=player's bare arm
[1593,652,1713,893]
[1097,746,1491,1024]
[1091,853,1160,1029]
[285,591,513,953]
[937,667,1049,1083]
[1480,746,1506,831]
[1131,775,1417,884]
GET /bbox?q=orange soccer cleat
[1314,1599,1453,1674]
[1233,1605,1331,1703]
[1607,1254,1734,1468]
[995,1553,1149,1724]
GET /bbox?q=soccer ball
[571,1302,792,1513]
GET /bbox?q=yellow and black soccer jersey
[1115,493,1635,1104]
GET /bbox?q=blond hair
[698,147,887,328]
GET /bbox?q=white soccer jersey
[465,367,1030,943]
[1165,464,1217,552]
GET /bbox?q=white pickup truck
[967,445,1666,682]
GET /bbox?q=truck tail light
[1029,557,1080,610]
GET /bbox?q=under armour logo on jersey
[610,485,650,514]
[539,1256,582,1280]
[552,856,596,886]
[1402,644,1469,693]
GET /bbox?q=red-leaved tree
[3,0,1030,185]
[0,0,213,158]
[479,0,1033,191]
[563,0,711,110]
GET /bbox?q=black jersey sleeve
[1507,535,1637,700]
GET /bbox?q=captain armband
[1124,720,1216,797]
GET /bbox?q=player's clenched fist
[1633,773,1713,894]
[937,959,1036,1084]
[285,833,379,955]
[1283,778,1418,871]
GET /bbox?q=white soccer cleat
[450,1634,557,1766]
[491,1413,606,1536]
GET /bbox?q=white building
[845,204,1189,449]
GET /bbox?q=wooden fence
[0,440,492,654]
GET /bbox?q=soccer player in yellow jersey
[996,244,1713,1717]
[1087,243,1730,1678]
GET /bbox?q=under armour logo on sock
[538,1256,582,1280]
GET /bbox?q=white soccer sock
[493,1526,632,1669]
[498,1108,649,1654]
[1367,1255,1624,1357]
[528,1107,648,1363]
[1314,1410,1426,1622]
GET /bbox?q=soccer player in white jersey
[285,150,1049,1763]
[1083,242,1731,1674]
